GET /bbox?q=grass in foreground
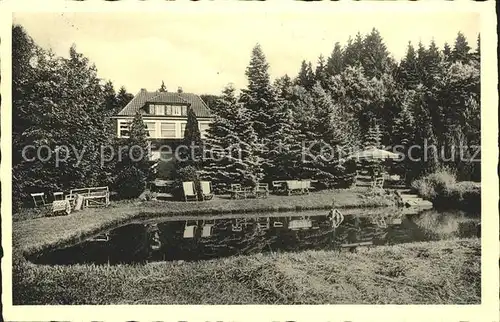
[13,238,480,305]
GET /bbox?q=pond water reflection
[28,208,480,265]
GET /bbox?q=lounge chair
[182,181,198,201]
[200,181,214,201]
[30,192,46,207]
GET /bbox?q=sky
[13,11,479,96]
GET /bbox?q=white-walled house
[112,88,212,161]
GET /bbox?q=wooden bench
[66,186,110,208]
[52,199,71,215]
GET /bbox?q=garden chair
[254,183,269,198]
[30,192,46,207]
[74,194,84,211]
[182,182,198,202]
[229,184,247,199]
[232,218,246,232]
[53,192,64,201]
[200,181,214,201]
[272,181,286,194]
[371,176,384,189]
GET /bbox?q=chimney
[140,88,147,92]
[177,87,183,93]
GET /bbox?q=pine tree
[361,28,390,79]
[315,55,329,89]
[452,32,471,63]
[443,42,452,62]
[273,74,293,98]
[423,39,443,88]
[179,107,203,169]
[159,81,167,92]
[240,44,276,140]
[411,90,440,178]
[326,42,344,77]
[391,92,416,180]
[201,85,247,192]
[301,84,347,186]
[399,42,420,89]
[200,94,221,115]
[295,60,315,90]
[114,112,150,198]
[232,107,264,187]
[343,32,364,68]
[472,34,480,63]
[116,86,134,113]
[265,93,303,181]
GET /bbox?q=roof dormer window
[155,104,165,116]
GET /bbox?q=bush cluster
[411,167,480,212]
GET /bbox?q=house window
[148,104,155,114]
[155,104,165,116]
[180,123,187,137]
[145,122,156,138]
[199,123,210,138]
[181,106,188,116]
[165,105,173,116]
[172,106,181,116]
[119,121,131,137]
[161,122,176,138]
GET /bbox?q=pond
[27,207,480,265]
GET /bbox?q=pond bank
[13,238,480,304]
[14,188,399,256]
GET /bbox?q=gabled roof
[116,89,211,117]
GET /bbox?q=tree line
[12,24,480,208]
[192,29,480,192]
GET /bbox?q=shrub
[411,167,480,212]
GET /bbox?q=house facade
[112,88,213,161]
